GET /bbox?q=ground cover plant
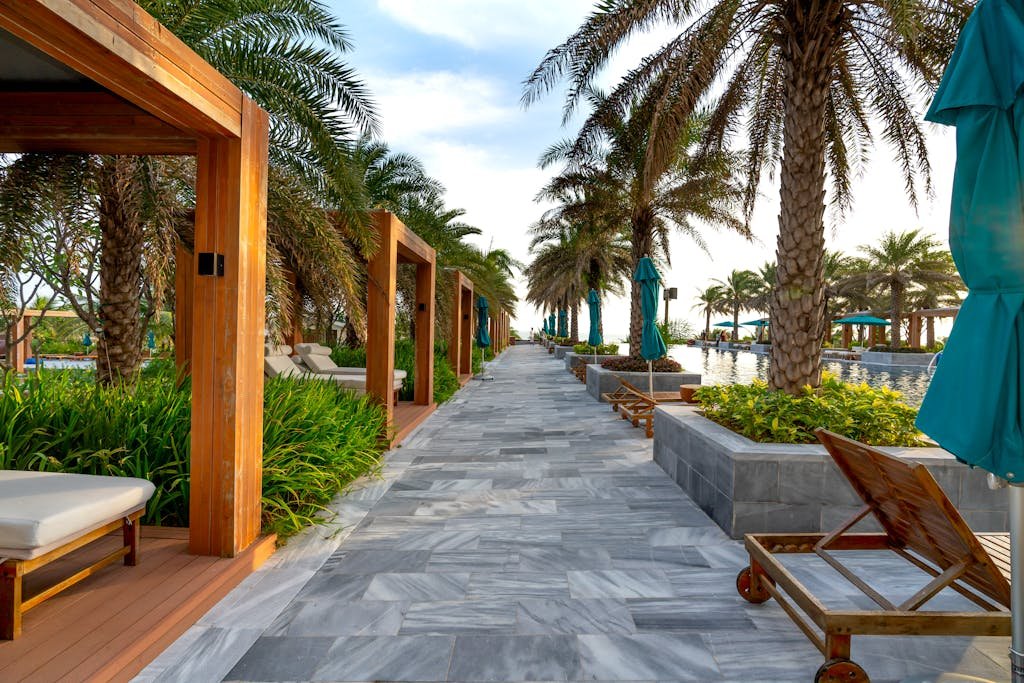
[573,342,619,355]
[601,357,682,373]
[695,373,923,446]
[0,365,387,538]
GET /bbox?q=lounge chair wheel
[814,658,868,683]
[735,566,773,604]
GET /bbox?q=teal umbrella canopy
[83,332,92,348]
[547,313,556,337]
[557,309,568,338]
[834,315,890,326]
[742,319,770,328]
[587,289,603,347]
[475,296,491,349]
[147,330,156,350]
[634,257,667,360]
[917,0,1024,481]
[714,321,743,329]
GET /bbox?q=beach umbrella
[147,330,156,351]
[916,2,1024,674]
[714,321,744,328]
[82,332,92,350]
[634,257,667,394]
[587,289,603,362]
[832,315,889,326]
[475,296,491,380]
[743,318,770,343]
[547,313,556,338]
[557,309,568,338]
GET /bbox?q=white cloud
[368,70,515,146]
[376,0,594,49]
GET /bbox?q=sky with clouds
[329,1,958,341]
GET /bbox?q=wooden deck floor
[393,401,436,445]
[0,526,275,682]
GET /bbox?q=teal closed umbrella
[557,309,568,338]
[587,289,602,362]
[916,0,1024,671]
[475,296,492,380]
[547,313,556,338]
[542,319,549,336]
[635,257,667,394]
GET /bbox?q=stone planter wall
[563,352,621,371]
[552,345,576,360]
[586,364,701,402]
[652,407,1007,538]
[859,350,934,367]
[750,344,771,354]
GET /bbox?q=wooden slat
[460,282,473,375]
[367,212,398,427]
[414,260,435,405]
[0,1,242,137]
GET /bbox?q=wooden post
[189,98,268,557]
[414,261,435,405]
[460,286,473,375]
[448,274,462,373]
[174,242,193,375]
[367,213,398,426]
[8,317,25,374]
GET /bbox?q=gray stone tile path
[138,345,1011,682]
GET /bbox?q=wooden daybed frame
[737,429,1010,682]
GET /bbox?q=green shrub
[601,357,682,372]
[330,341,461,404]
[573,342,619,355]
[695,373,923,446]
[0,366,388,538]
[868,345,928,353]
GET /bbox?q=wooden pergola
[0,3,268,558]
[367,211,437,442]
[908,306,959,348]
[4,309,81,373]
[448,271,474,384]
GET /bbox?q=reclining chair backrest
[816,429,1010,608]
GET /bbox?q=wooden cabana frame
[908,306,959,348]
[0,2,268,558]
[4,309,80,373]
[367,211,437,441]
[448,271,474,384]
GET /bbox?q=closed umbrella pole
[634,257,668,395]
[475,296,492,381]
[916,2,1024,676]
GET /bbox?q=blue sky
[328,1,958,341]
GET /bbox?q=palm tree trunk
[96,156,145,386]
[570,301,579,342]
[767,19,838,394]
[705,310,711,340]
[927,317,936,348]
[890,283,903,348]
[629,209,655,357]
[732,305,740,341]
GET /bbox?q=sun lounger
[264,345,403,402]
[737,429,1010,682]
[0,470,155,638]
[294,343,407,382]
[613,380,689,438]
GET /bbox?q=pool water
[665,346,933,407]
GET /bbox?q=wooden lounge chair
[737,429,1010,682]
[615,381,689,438]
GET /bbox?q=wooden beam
[8,317,26,374]
[448,273,462,373]
[460,284,473,375]
[189,98,268,557]
[0,92,197,155]
[366,212,398,427]
[0,1,242,137]
[174,242,193,375]
[414,260,435,406]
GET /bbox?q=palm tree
[524,0,968,392]
[844,230,962,347]
[715,270,759,341]
[692,285,726,340]
[536,96,747,355]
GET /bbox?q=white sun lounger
[294,343,408,382]
[0,470,155,638]
[264,345,403,400]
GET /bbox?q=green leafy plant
[696,373,923,446]
[330,341,462,404]
[601,357,682,372]
[655,320,695,345]
[573,342,619,355]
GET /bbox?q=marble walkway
[138,344,1010,682]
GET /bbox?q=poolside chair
[614,380,690,438]
[294,343,407,381]
[265,345,403,403]
[737,429,1010,682]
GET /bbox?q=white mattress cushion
[0,470,155,555]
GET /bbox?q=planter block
[652,408,1007,538]
[585,364,701,402]
[563,352,621,371]
[553,345,575,360]
[859,350,935,367]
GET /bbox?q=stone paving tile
[157,345,1012,682]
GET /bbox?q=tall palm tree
[524,0,968,392]
[692,285,726,340]
[843,230,962,347]
[714,269,759,340]
[536,95,747,355]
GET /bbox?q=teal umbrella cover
[916,0,1024,480]
[587,289,603,347]
[742,319,770,327]
[475,296,491,349]
[634,257,667,361]
[547,313,556,337]
[557,309,568,338]
[833,315,890,326]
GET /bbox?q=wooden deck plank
[0,527,274,682]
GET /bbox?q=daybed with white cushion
[0,470,155,638]
[263,345,403,402]
[294,343,407,382]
